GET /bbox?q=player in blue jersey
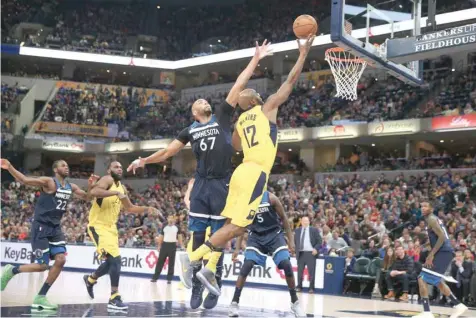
[412,201,468,318]
[0,159,102,310]
[127,40,272,309]
[229,191,305,317]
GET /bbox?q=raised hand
[0,159,11,170]
[254,39,273,60]
[88,174,100,187]
[297,34,315,56]
[127,157,146,174]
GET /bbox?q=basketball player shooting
[179,34,315,297]
[412,201,468,318]
[127,40,272,310]
[0,159,98,310]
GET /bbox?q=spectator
[345,248,357,273]
[384,245,414,302]
[450,250,474,304]
[328,230,348,251]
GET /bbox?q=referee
[151,215,183,283]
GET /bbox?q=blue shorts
[419,251,454,286]
[30,221,67,264]
[244,230,289,267]
[188,175,229,233]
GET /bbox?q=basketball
[293,15,318,39]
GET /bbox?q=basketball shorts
[419,251,454,286]
[221,163,268,228]
[30,221,66,264]
[244,230,289,267]
[88,224,120,258]
[188,175,230,233]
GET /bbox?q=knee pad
[192,231,207,251]
[278,259,293,277]
[239,260,255,277]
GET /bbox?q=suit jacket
[450,260,474,281]
[294,226,322,257]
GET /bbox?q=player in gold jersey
[179,35,315,296]
[83,161,160,311]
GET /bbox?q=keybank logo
[92,252,143,268]
[4,247,32,261]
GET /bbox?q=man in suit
[294,216,322,293]
[450,250,474,303]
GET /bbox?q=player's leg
[272,234,305,318]
[1,222,51,291]
[84,226,110,299]
[31,227,67,310]
[437,281,468,318]
[203,179,228,309]
[228,259,257,317]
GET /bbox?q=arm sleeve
[215,101,234,128]
[176,127,190,145]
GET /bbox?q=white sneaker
[291,300,306,318]
[411,312,434,318]
[450,303,468,318]
[228,301,239,317]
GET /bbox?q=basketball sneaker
[108,295,128,311]
[228,301,239,317]
[1,264,15,291]
[190,282,204,309]
[83,275,96,299]
[449,303,468,318]
[31,295,58,310]
[196,267,221,296]
[178,254,197,289]
[203,276,221,309]
[291,300,306,318]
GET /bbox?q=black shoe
[167,281,171,285]
[190,282,204,309]
[308,289,314,294]
[83,275,96,299]
[296,287,302,292]
[150,279,157,283]
[203,276,221,309]
[108,295,128,310]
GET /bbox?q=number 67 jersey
[221,105,278,229]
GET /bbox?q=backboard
[330,0,476,86]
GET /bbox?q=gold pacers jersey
[236,105,278,172]
[88,181,125,226]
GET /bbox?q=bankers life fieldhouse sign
[386,23,476,64]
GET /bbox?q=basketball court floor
[1,268,475,317]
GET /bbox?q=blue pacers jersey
[176,101,234,179]
[427,216,453,253]
[248,192,281,234]
[33,178,73,226]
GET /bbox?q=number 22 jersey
[34,178,72,226]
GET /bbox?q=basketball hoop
[325,47,367,101]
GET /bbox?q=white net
[325,48,367,101]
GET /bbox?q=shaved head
[238,88,263,110]
[191,99,212,121]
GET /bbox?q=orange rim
[325,47,366,64]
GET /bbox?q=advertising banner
[35,122,112,137]
[1,242,344,293]
[42,140,85,152]
[368,119,421,135]
[314,124,364,139]
[277,128,305,143]
[160,72,175,86]
[431,114,476,131]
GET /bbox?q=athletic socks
[88,275,97,284]
[232,287,242,303]
[38,282,52,296]
[289,288,298,303]
[422,298,431,312]
[189,244,212,262]
[204,252,222,274]
[12,265,20,275]
[110,291,120,300]
[448,293,461,306]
